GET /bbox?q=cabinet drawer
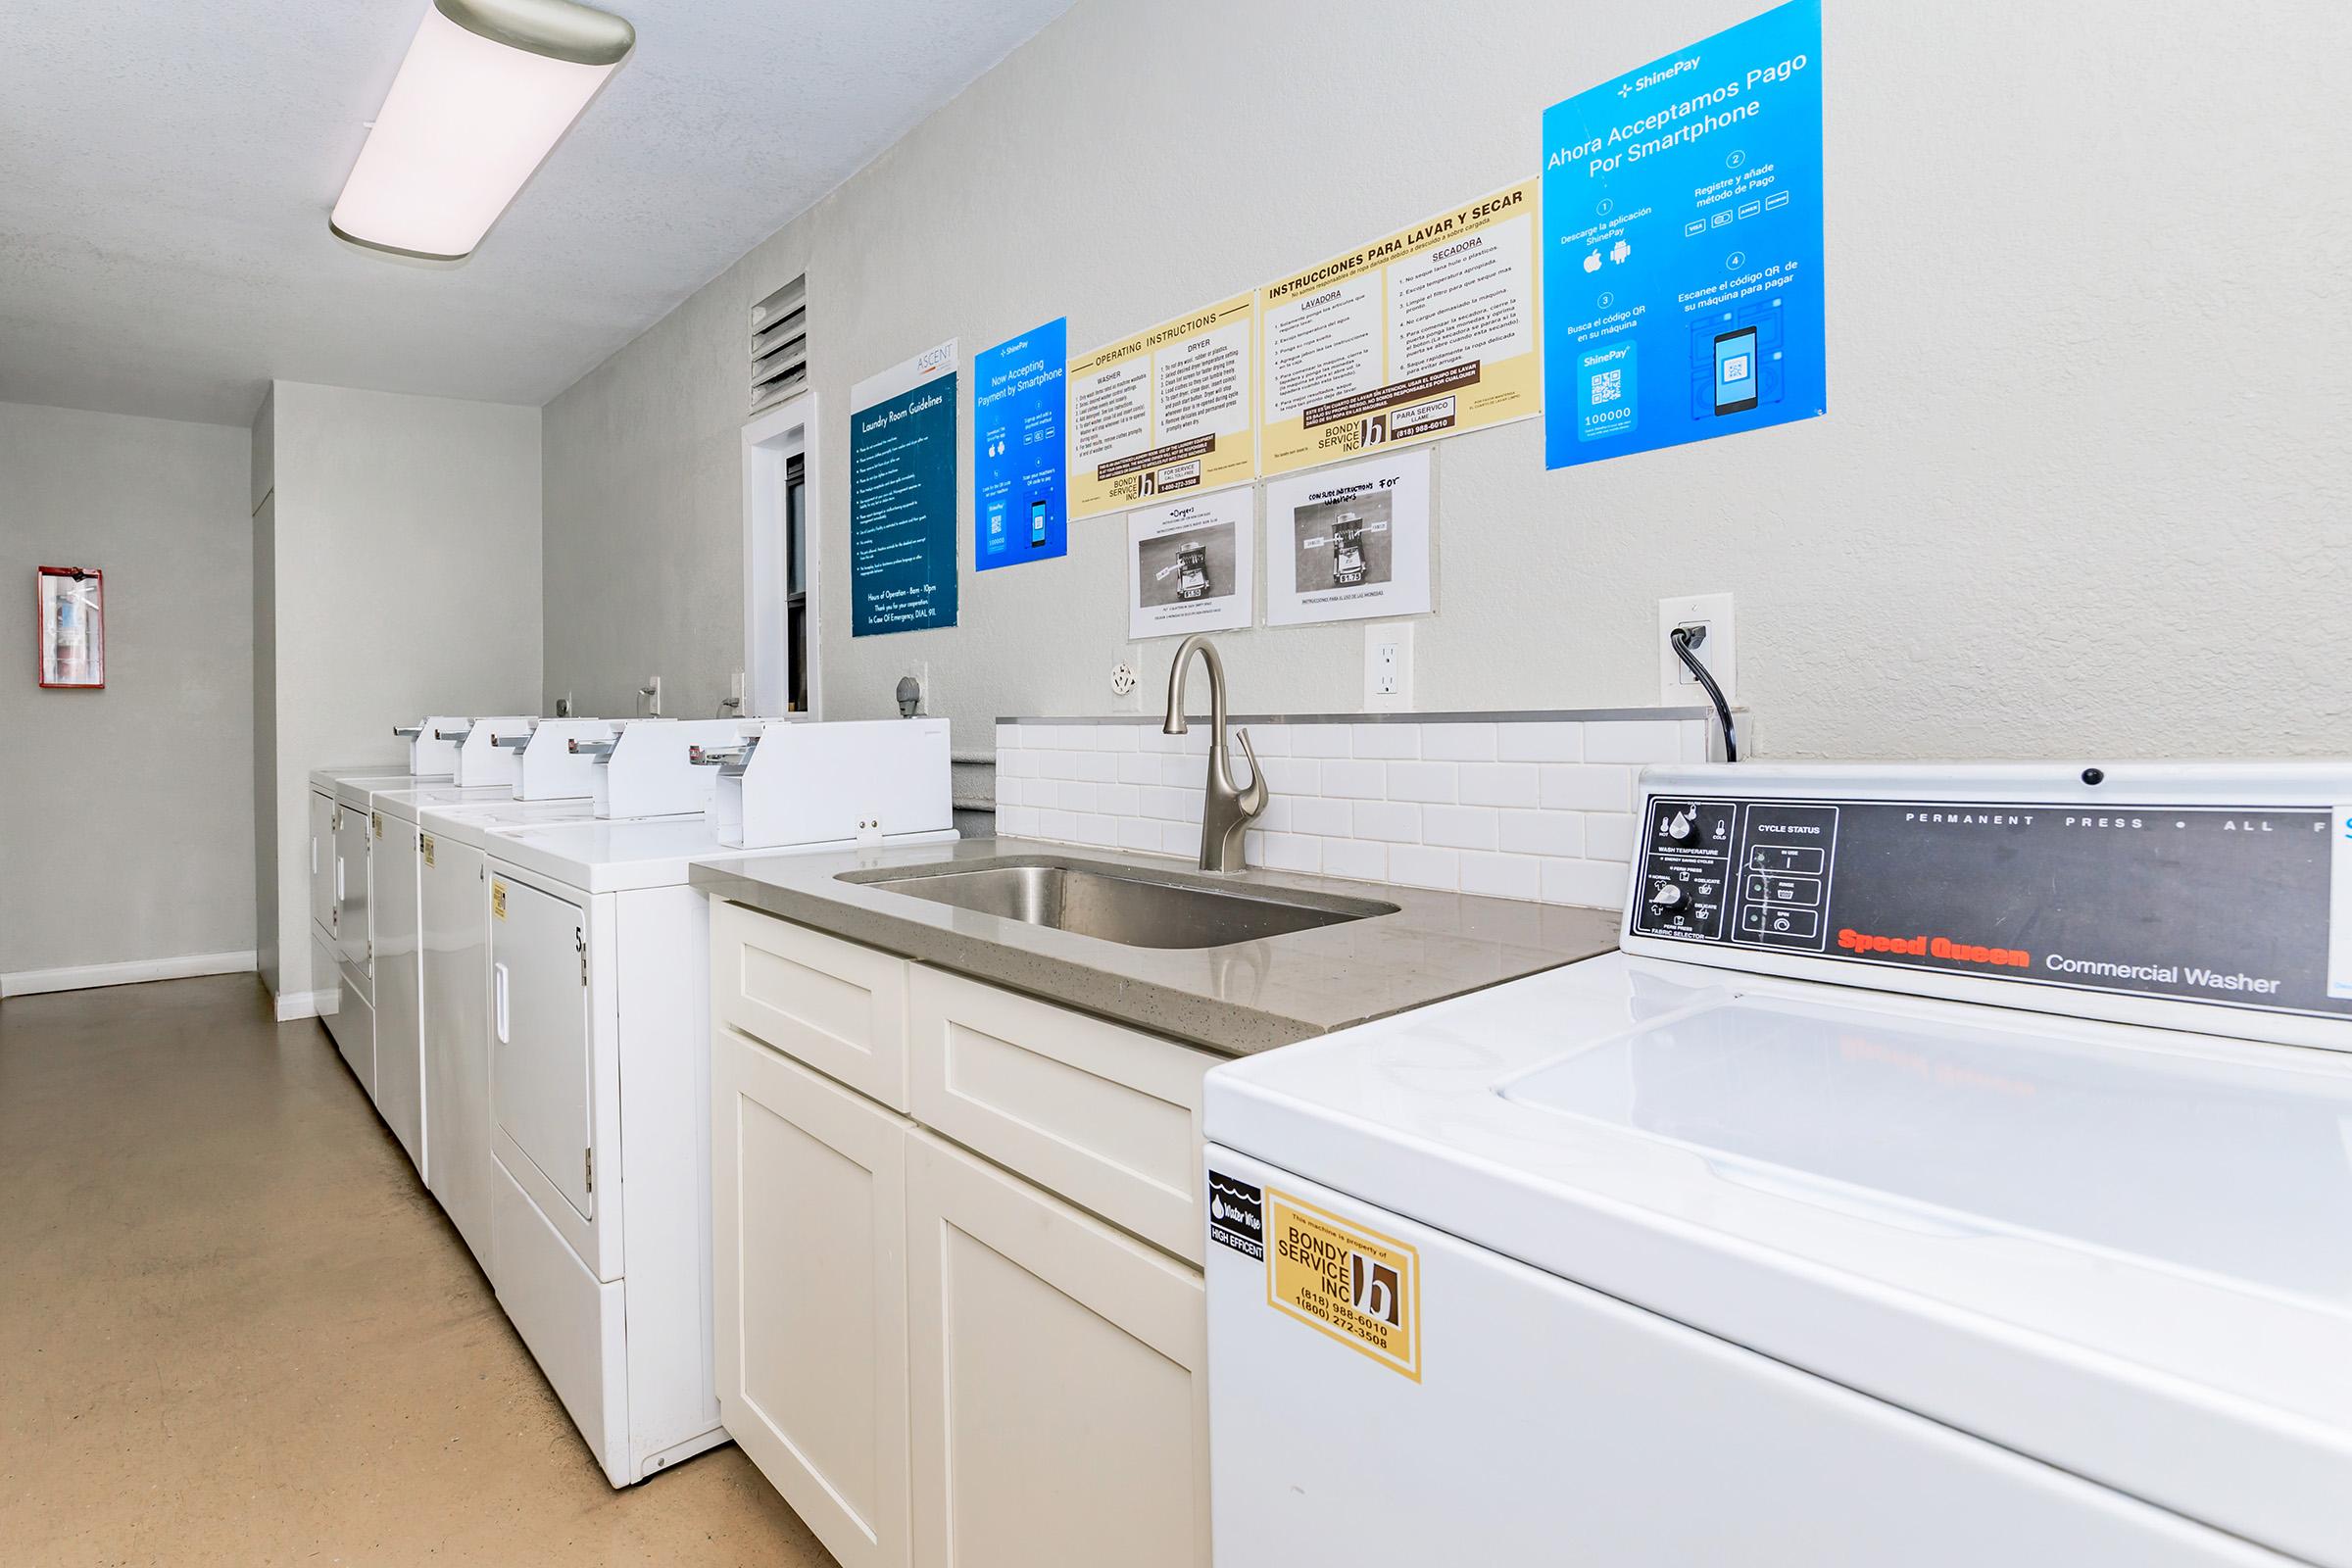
[908,965,1215,1264]
[712,900,910,1110]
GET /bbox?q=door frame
[742,392,822,719]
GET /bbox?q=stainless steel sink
[838,858,1397,950]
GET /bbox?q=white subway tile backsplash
[1256,832,1322,872]
[1420,804,1499,851]
[1259,757,1320,794]
[1321,759,1385,799]
[1458,762,1540,808]
[1290,724,1351,759]
[1421,722,1497,761]
[1352,801,1421,843]
[1290,796,1351,836]
[1319,838,1387,882]
[1540,763,1633,812]
[1584,720,1683,764]
[1543,857,1628,907]
[1388,845,1460,891]
[1460,852,1542,901]
[1241,725,1289,756]
[1494,721,1582,763]
[998,711,1695,912]
[1499,808,1584,858]
[1586,813,1638,863]
[1386,760,1457,804]
[1351,723,1420,760]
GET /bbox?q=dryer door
[490,874,595,1224]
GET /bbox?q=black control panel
[1632,794,2352,1022]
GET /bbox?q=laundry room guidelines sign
[1541,0,1826,467]
[850,340,959,636]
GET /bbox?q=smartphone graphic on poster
[1030,500,1049,547]
[1713,328,1758,416]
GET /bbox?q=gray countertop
[690,837,1621,1056]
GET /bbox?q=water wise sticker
[1206,1171,1264,1260]
[1265,1192,1421,1381]
[492,880,508,920]
[420,833,435,867]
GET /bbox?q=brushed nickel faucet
[1163,633,1267,874]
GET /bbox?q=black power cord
[1669,625,1739,763]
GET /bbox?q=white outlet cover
[1364,621,1415,712]
[1658,593,1737,706]
[1110,662,1138,697]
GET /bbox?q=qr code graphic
[1590,368,1623,404]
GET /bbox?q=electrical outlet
[1110,662,1138,698]
[729,670,745,704]
[1658,594,1737,706]
[1364,621,1415,712]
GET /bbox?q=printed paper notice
[1263,448,1430,627]
[1266,1191,1421,1381]
[1128,490,1253,641]
[1258,180,1540,476]
[1068,295,1256,518]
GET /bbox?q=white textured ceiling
[0,0,1073,426]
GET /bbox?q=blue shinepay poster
[1542,0,1826,468]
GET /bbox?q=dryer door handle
[493,962,510,1045]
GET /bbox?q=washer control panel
[1633,789,2352,1023]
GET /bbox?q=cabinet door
[422,835,495,1277]
[375,822,425,1175]
[906,1131,1208,1568]
[713,1026,910,1568]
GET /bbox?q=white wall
[0,401,255,982]
[542,0,2352,761]
[251,385,278,994]
[259,381,544,1005]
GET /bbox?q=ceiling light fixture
[330,0,634,263]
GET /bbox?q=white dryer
[1205,761,2352,1568]
[413,795,610,1275]
[479,807,955,1488]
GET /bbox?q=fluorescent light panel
[331,0,632,262]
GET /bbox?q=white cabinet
[906,1130,1210,1568]
[712,898,910,1109]
[421,829,495,1276]
[713,1023,911,1568]
[710,904,1213,1568]
[375,817,425,1176]
[909,966,1216,1265]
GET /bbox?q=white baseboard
[274,989,339,1022]
[1,949,258,999]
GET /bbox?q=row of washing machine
[308,712,956,1486]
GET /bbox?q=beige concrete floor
[0,974,836,1567]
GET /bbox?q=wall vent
[749,275,807,416]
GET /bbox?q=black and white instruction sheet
[1128,489,1253,640]
[1262,448,1431,626]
